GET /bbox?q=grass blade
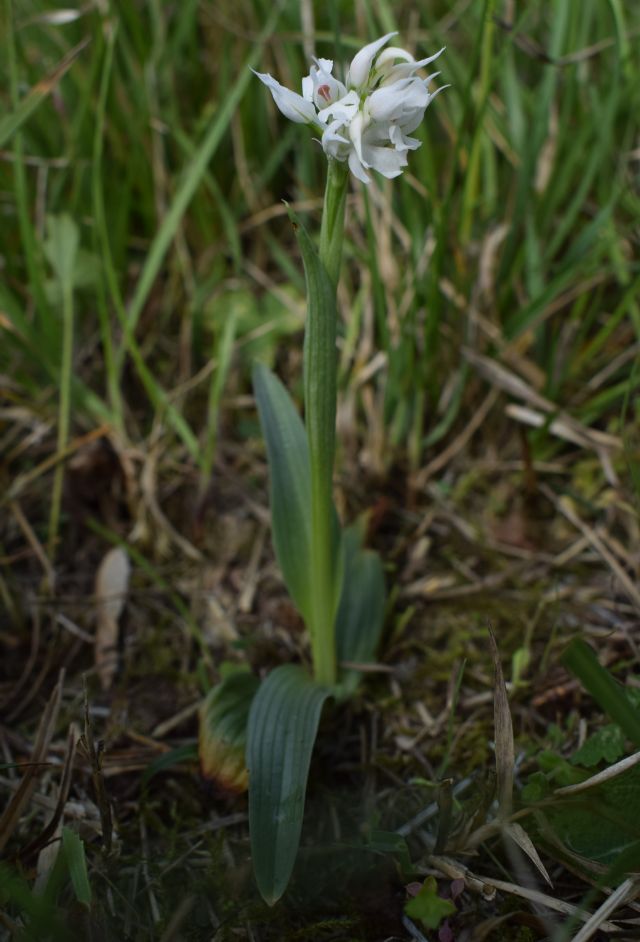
[61,827,91,907]
[119,3,284,350]
[0,37,90,148]
[563,639,640,747]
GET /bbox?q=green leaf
[61,827,91,907]
[537,766,640,871]
[562,639,640,746]
[571,724,626,767]
[246,664,332,904]
[404,876,456,930]
[253,362,312,623]
[603,838,640,884]
[335,524,386,695]
[199,669,259,792]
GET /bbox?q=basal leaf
[335,524,386,695]
[199,669,259,793]
[253,363,313,623]
[246,664,332,904]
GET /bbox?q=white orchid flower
[253,34,446,184]
[251,70,319,125]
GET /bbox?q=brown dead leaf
[95,547,130,691]
[488,626,514,820]
[505,822,553,886]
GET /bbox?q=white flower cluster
[253,33,445,184]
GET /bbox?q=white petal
[321,121,350,158]
[348,148,371,183]
[347,32,397,88]
[389,124,421,151]
[367,79,428,122]
[381,48,446,84]
[366,84,404,122]
[252,70,317,124]
[319,89,360,124]
[302,74,313,100]
[362,143,408,178]
[376,46,415,68]
[349,111,368,165]
[316,57,334,73]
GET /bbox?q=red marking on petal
[318,84,332,101]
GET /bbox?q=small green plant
[200,32,446,905]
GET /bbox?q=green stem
[305,159,348,686]
[319,158,349,288]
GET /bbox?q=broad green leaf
[335,524,386,695]
[562,639,640,746]
[404,876,456,930]
[61,827,91,907]
[199,669,259,792]
[570,724,626,767]
[536,765,640,871]
[253,362,312,622]
[246,664,332,904]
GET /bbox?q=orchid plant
[200,33,445,905]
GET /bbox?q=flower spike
[254,36,446,183]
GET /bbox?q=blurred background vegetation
[1,0,640,938]
[3,0,638,488]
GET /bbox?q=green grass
[2,0,638,487]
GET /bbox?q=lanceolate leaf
[246,665,332,905]
[335,524,386,696]
[253,363,312,623]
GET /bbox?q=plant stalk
[305,159,348,686]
